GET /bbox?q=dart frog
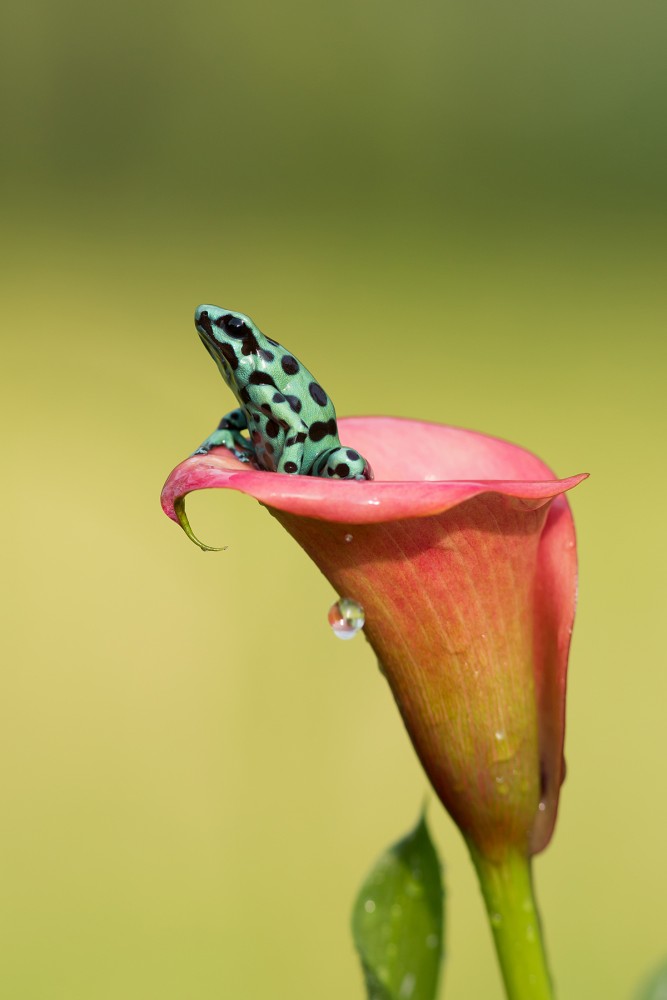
[193,304,373,480]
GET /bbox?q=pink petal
[161,417,586,525]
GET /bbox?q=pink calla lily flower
[162,416,586,861]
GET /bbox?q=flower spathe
[162,417,586,861]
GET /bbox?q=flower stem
[467,844,554,1000]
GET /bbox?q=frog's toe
[354,464,374,481]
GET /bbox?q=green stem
[467,844,554,1000]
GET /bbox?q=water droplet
[493,729,515,763]
[490,912,503,928]
[538,801,546,812]
[426,933,439,949]
[367,498,380,506]
[328,598,365,639]
[364,898,376,913]
[344,533,354,543]
[494,775,509,795]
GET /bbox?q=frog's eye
[217,313,249,338]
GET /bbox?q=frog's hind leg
[275,441,306,475]
[310,446,374,481]
[192,408,254,462]
[237,385,309,475]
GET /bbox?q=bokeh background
[2,1,666,997]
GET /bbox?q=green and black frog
[194,304,373,481]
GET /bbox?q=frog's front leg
[192,408,255,462]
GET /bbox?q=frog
[193,304,374,481]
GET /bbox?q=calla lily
[162,416,585,865]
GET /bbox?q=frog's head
[195,304,265,384]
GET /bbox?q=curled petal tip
[172,495,226,552]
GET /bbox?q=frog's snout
[194,305,216,337]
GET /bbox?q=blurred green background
[2,0,666,997]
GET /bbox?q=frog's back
[246,337,342,473]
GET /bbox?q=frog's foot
[310,446,374,481]
[191,409,255,462]
[191,428,254,462]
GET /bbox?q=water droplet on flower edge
[328,597,365,639]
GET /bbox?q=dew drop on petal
[494,775,509,795]
[364,898,376,913]
[328,597,365,639]
[493,729,514,763]
[344,533,354,543]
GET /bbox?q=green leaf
[637,959,667,1000]
[351,814,445,1000]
